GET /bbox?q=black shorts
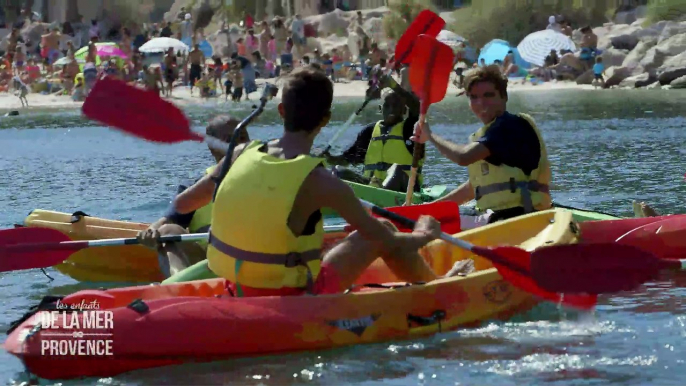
[165,68,175,83]
[190,64,202,84]
[594,74,604,80]
[232,87,243,99]
[487,207,528,224]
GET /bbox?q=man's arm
[387,76,419,116]
[435,181,474,206]
[310,169,438,282]
[174,143,248,214]
[427,127,491,167]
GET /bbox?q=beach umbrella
[182,37,213,57]
[436,29,466,48]
[478,39,531,69]
[517,29,576,67]
[74,42,124,69]
[54,57,85,66]
[139,37,190,54]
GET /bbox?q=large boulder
[575,69,594,85]
[639,33,686,73]
[657,51,686,85]
[618,72,658,88]
[658,21,686,44]
[598,24,642,50]
[622,39,657,68]
[315,9,350,36]
[601,47,628,67]
[603,66,633,88]
[670,75,686,88]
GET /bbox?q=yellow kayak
[7,209,578,379]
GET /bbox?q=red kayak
[579,214,686,259]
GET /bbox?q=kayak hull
[21,204,635,284]
[321,181,448,217]
[5,209,576,380]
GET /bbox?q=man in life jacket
[412,65,552,223]
[322,74,424,193]
[137,115,249,277]
[171,67,467,297]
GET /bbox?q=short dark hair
[463,65,508,99]
[281,67,333,133]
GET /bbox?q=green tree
[382,0,436,40]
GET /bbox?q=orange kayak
[5,209,577,380]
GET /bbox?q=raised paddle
[404,35,454,205]
[359,200,598,309]
[394,10,445,65]
[82,76,279,151]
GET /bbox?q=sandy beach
[0,78,608,112]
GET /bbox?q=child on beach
[12,75,29,107]
[592,57,605,89]
[229,61,243,102]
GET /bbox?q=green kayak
[321,180,449,217]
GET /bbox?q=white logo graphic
[31,299,115,356]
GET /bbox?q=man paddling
[412,65,552,223]
[137,116,249,277]
[171,67,468,297]
[322,74,424,193]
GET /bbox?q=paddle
[318,98,372,156]
[360,200,598,309]
[0,202,460,273]
[81,76,278,152]
[530,243,680,294]
[394,10,445,65]
[404,35,454,205]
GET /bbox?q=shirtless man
[163,47,177,96]
[41,26,62,67]
[579,26,599,69]
[188,44,205,95]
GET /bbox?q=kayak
[20,210,348,284]
[5,209,577,380]
[21,204,617,284]
[323,181,449,217]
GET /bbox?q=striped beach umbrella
[516,29,577,67]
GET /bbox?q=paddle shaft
[212,83,278,201]
[359,200,532,277]
[320,99,372,155]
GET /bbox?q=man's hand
[411,121,431,144]
[137,226,161,250]
[412,215,442,242]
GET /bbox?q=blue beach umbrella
[478,39,531,69]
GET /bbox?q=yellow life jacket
[363,120,423,187]
[467,113,552,213]
[187,166,216,246]
[206,140,324,292]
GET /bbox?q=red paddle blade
[82,76,200,144]
[616,216,686,259]
[0,228,76,272]
[409,35,453,114]
[530,243,665,294]
[378,201,461,234]
[394,10,445,64]
[475,246,597,310]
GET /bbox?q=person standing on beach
[188,44,205,95]
[40,26,61,67]
[411,65,553,224]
